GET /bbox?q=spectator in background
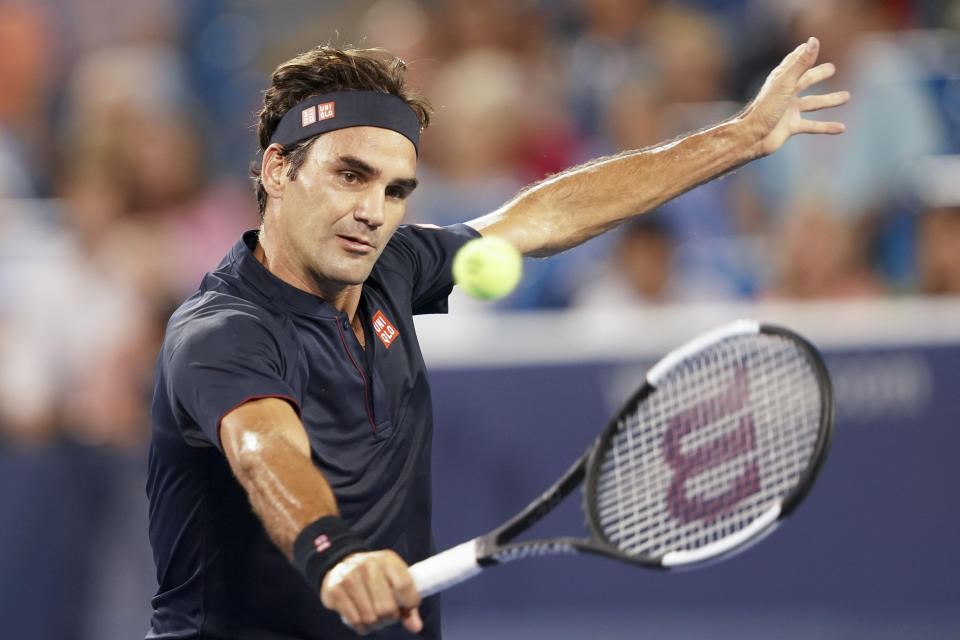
[409,48,527,226]
[566,3,768,308]
[765,199,885,300]
[431,0,533,57]
[0,46,168,454]
[24,41,256,449]
[61,43,255,306]
[360,0,577,186]
[1,35,252,639]
[603,77,671,152]
[514,76,671,310]
[358,0,437,91]
[917,205,960,295]
[647,2,731,107]
[572,216,681,308]
[410,0,578,222]
[0,2,58,197]
[407,0,584,309]
[642,3,770,299]
[0,178,151,639]
[563,0,658,136]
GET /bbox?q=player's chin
[329,258,377,286]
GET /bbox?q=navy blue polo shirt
[146,224,478,639]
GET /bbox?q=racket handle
[409,538,483,597]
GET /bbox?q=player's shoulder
[381,223,436,255]
[165,289,289,354]
[389,222,478,245]
[378,223,479,269]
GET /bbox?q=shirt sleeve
[378,223,480,315]
[163,301,301,449]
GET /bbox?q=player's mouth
[336,234,376,254]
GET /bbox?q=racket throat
[485,537,580,565]
[491,452,589,545]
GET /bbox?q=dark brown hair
[250,46,431,219]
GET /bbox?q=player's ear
[262,143,287,199]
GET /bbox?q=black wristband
[293,516,369,591]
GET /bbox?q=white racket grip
[409,538,483,598]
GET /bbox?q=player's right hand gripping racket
[410,319,834,596]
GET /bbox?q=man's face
[266,126,418,297]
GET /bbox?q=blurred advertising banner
[422,300,960,637]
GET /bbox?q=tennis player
[146,39,847,639]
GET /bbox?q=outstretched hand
[743,37,851,157]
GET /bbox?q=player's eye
[340,171,360,185]
[386,186,406,200]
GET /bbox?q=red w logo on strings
[662,360,760,524]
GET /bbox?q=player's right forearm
[218,398,416,633]
[232,435,341,558]
[219,398,341,559]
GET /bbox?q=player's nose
[354,188,386,228]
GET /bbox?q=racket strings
[593,334,823,559]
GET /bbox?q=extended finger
[782,37,820,83]
[797,119,846,135]
[798,62,837,92]
[798,91,850,112]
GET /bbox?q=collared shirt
[146,224,478,639]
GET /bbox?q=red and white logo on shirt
[372,310,399,348]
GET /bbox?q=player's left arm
[466,37,849,257]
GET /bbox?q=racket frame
[582,321,835,566]
[411,320,835,596]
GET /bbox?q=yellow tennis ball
[452,236,523,300]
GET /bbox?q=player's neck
[252,236,363,320]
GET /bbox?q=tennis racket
[411,319,834,596]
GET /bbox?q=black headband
[269,91,420,154]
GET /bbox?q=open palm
[744,37,850,157]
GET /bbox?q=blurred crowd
[2,0,959,450]
[0,0,957,634]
